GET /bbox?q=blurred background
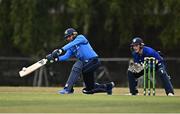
[0,0,180,88]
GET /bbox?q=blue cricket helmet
[64,28,78,38]
[131,37,144,46]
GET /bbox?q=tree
[0,0,14,56]
[0,0,180,57]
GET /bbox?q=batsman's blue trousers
[65,57,100,90]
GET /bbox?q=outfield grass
[0,87,180,113]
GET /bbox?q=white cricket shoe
[168,93,174,96]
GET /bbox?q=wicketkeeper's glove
[128,60,144,73]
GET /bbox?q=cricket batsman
[46,28,114,95]
[127,37,174,96]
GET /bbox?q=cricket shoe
[58,87,74,94]
[82,82,115,95]
[106,82,115,95]
[167,93,174,96]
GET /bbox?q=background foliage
[0,0,180,57]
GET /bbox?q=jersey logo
[76,45,79,50]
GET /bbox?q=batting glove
[52,49,63,58]
[46,54,58,63]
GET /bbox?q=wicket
[143,57,156,96]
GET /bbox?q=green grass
[0,87,180,113]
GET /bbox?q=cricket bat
[19,58,48,77]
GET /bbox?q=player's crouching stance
[46,28,114,95]
[127,37,174,96]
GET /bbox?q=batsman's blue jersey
[58,35,98,61]
[132,46,163,64]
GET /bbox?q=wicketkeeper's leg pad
[127,70,139,95]
[157,63,174,95]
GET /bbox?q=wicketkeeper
[46,28,114,95]
[127,37,174,96]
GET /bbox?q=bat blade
[19,59,48,77]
